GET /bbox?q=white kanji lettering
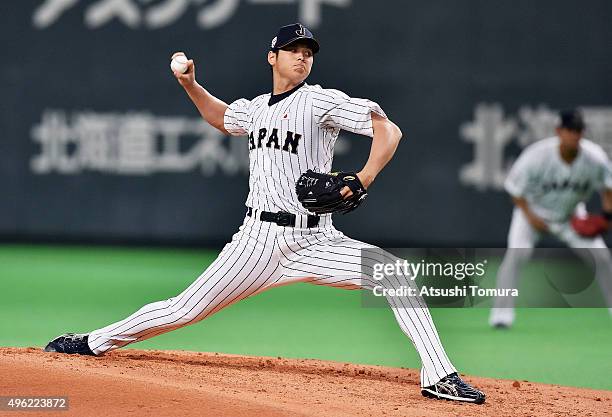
[459,103,517,191]
[32,0,80,29]
[156,117,190,168]
[30,109,348,176]
[144,0,191,28]
[116,113,157,174]
[85,0,141,28]
[298,0,350,28]
[247,0,350,28]
[583,107,612,157]
[190,120,247,175]
[30,110,80,174]
[73,112,116,172]
[197,0,240,29]
[33,0,352,29]
[517,104,558,147]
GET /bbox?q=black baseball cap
[559,109,586,131]
[270,23,319,54]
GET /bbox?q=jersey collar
[268,82,306,106]
[556,136,583,166]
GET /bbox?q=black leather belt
[246,207,319,228]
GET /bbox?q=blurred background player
[490,110,612,328]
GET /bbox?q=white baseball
[170,54,189,74]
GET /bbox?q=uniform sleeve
[223,98,251,136]
[312,88,387,137]
[596,151,612,190]
[583,141,612,190]
[603,161,612,190]
[504,150,535,197]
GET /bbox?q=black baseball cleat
[421,373,486,404]
[44,333,96,356]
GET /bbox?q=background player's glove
[570,214,609,237]
[296,170,367,215]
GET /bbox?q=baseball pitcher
[45,23,485,404]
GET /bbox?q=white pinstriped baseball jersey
[87,81,458,388]
[505,137,612,222]
[224,82,386,215]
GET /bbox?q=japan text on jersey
[504,136,612,222]
[223,83,386,215]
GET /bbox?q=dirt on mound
[0,347,609,417]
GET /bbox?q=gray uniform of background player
[490,136,612,327]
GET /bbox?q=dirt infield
[0,348,610,417]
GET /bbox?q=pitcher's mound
[1,347,609,416]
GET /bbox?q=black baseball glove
[295,169,368,215]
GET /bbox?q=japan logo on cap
[271,36,277,48]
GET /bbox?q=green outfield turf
[1,245,610,390]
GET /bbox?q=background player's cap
[558,109,586,131]
[270,23,320,54]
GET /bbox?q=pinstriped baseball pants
[88,213,456,386]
